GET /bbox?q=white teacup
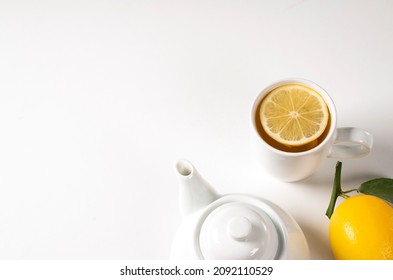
[250,78,373,182]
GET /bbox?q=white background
[0,0,392,260]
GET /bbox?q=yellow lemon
[260,84,329,147]
[329,194,393,260]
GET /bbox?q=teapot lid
[199,201,281,260]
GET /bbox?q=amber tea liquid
[255,84,331,153]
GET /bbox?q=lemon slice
[259,84,329,147]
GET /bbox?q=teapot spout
[176,159,218,216]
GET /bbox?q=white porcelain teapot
[170,159,310,260]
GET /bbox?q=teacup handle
[327,127,373,159]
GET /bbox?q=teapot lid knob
[227,216,252,241]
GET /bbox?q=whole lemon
[329,194,393,259]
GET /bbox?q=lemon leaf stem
[326,161,343,219]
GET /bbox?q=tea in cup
[251,78,373,182]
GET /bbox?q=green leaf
[358,178,393,204]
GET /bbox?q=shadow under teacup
[250,78,373,182]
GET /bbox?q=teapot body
[170,193,309,260]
